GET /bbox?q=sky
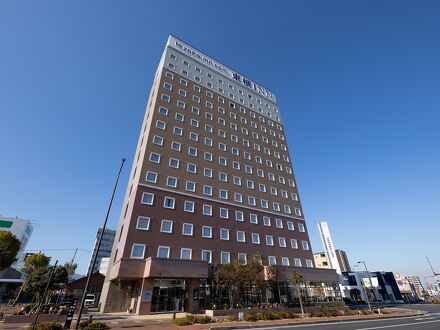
[1,1,439,282]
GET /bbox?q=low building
[65,272,105,304]
[0,216,33,270]
[313,252,331,269]
[314,250,351,273]
[0,267,23,303]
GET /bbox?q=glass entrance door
[151,279,186,312]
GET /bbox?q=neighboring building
[0,216,33,270]
[314,249,351,273]
[100,35,339,315]
[66,272,105,304]
[0,267,23,303]
[314,252,331,269]
[87,228,116,274]
[406,275,426,300]
[99,257,110,275]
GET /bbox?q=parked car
[84,294,96,307]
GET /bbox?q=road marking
[415,317,436,320]
[354,319,440,329]
[242,316,431,329]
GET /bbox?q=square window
[282,257,290,266]
[220,228,229,240]
[203,204,213,216]
[163,196,175,209]
[294,258,302,267]
[184,201,195,213]
[156,120,166,130]
[202,226,212,238]
[221,251,230,264]
[263,216,271,226]
[237,231,245,242]
[141,192,154,205]
[204,168,213,178]
[136,217,150,230]
[220,208,229,219]
[188,147,198,157]
[166,176,177,188]
[238,253,247,265]
[158,106,168,115]
[145,171,157,183]
[203,185,213,196]
[157,246,170,259]
[219,189,228,199]
[234,193,243,203]
[160,219,173,233]
[278,237,286,248]
[235,211,244,222]
[186,181,196,192]
[187,163,197,173]
[266,235,274,246]
[149,152,161,164]
[268,256,276,266]
[169,158,180,169]
[302,241,310,250]
[250,214,258,224]
[131,244,145,259]
[251,233,260,244]
[180,248,192,260]
[175,113,184,121]
[202,250,212,263]
[182,223,193,236]
[275,219,283,229]
[298,223,305,232]
[287,221,294,231]
[173,126,183,136]
[306,260,314,268]
[153,135,163,146]
[219,172,228,182]
[191,119,200,128]
[290,239,298,249]
[171,141,181,151]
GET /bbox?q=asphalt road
[243,304,440,330]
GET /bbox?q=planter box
[4,314,66,324]
[205,305,349,317]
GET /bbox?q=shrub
[29,322,63,330]
[171,317,193,326]
[83,321,110,330]
[194,315,212,324]
[325,309,340,317]
[244,312,259,322]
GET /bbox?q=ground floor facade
[100,257,341,315]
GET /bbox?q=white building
[87,228,116,274]
[0,216,33,270]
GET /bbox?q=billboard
[318,222,341,274]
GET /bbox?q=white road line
[415,317,436,320]
[354,319,440,330]
[242,316,428,330]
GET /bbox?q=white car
[84,294,96,307]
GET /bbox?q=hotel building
[100,36,339,314]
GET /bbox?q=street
[242,304,440,330]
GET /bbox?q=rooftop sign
[167,36,276,102]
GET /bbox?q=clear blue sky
[1,1,439,281]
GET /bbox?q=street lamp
[75,158,126,328]
[357,261,373,313]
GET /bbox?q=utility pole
[75,158,126,329]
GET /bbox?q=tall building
[0,216,33,270]
[314,250,351,272]
[100,36,338,314]
[87,228,116,274]
[406,275,426,301]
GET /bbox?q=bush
[381,309,390,314]
[29,322,63,330]
[194,315,212,324]
[83,321,110,330]
[244,312,259,322]
[171,318,193,326]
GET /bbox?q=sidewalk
[0,307,424,330]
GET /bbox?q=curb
[209,311,427,329]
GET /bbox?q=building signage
[169,36,275,102]
[393,273,412,294]
[142,290,152,302]
[318,222,341,274]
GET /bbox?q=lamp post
[357,261,373,313]
[75,158,126,328]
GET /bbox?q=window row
[141,186,302,217]
[135,216,309,250]
[156,103,288,158]
[131,243,313,268]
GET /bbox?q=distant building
[314,252,331,269]
[0,216,33,270]
[406,275,426,301]
[314,249,351,272]
[99,257,110,275]
[87,228,116,274]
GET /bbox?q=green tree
[20,253,69,304]
[291,270,305,317]
[63,262,78,282]
[0,231,21,270]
